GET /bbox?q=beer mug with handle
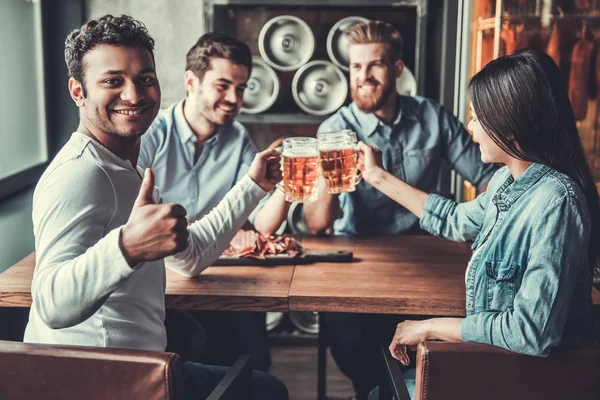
[317,130,362,194]
[282,137,320,203]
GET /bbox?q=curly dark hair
[185,32,252,83]
[65,14,155,96]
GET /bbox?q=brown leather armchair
[381,342,600,400]
[0,340,251,400]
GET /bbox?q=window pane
[0,0,47,180]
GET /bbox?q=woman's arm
[358,142,491,242]
[362,166,428,218]
[389,318,464,365]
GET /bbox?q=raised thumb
[134,168,155,207]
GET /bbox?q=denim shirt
[421,163,597,356]
[316,96,496,235]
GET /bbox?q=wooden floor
[270,343,354,400]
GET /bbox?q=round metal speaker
[289,311,319,334]
[241,57,279,114]
[396,66,417,96]
[265,312,285,332]
[292,60,348,116]
[326,16,369,71]
[258,15,315,71]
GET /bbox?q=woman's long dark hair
[468,49,600,271]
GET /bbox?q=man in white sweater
[24,14,288,400]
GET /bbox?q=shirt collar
[493,163,551,211]
[352,95,419,137]
[174,99,222,147]
[174,99,196,145]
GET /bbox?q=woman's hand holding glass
[356,141,385,184]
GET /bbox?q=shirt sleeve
[234,130,258,183]
[460,195,589,356]
[419,191,488,242]
[137,119,163,170]
[235,131,266,224]
[165,174,267,277]
[438,107,496,190]
[31,160,135,330]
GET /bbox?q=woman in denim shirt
[363,49,600,399]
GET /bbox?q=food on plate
[222,230,303,259]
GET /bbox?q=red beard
[351,80,395,113]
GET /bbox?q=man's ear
[68,77,85,108]
[394,59,404,79]
[184,70,199,94]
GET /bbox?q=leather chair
[381,341,600,400]
[0,340,251,400]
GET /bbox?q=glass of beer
[282,137,320,203]
[317,130,362,194]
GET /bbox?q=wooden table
[164,265,293,312]
[3,237,600,311]
[0,253,294,312]
[290,235,472,316]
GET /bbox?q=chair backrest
[382,342,600,400]
[0,340,183,400]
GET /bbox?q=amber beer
[317,130,361,194]
[282,137,320,203]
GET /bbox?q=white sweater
[24,132,266,351]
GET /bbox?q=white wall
[87,0,205,109]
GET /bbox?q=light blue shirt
[421,164,599,355]
[138,100,257,222]
[316,95,497,235]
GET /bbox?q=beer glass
[317,130,362,194]
[282,137,320,203]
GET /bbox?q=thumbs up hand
[119,168,190,267]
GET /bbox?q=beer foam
[283,149,319,157]
[318,142,355,151]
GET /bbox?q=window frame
[0,0,49,201]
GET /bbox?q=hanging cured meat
[568,27,594,120]
[596,39,600,98]
[501,22,517,55]
[546,22,562,68]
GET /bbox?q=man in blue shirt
[138,33,287,372]
[302,21,496,399]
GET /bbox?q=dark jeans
[166,310,271,372]
[325,312,416,400]
[182,361,288,400]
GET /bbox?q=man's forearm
[253,190,290,235]
[303,191,340,234]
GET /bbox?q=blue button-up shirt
[138,100,257,222]
[317,95,496,235]
[421,163,598,356]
